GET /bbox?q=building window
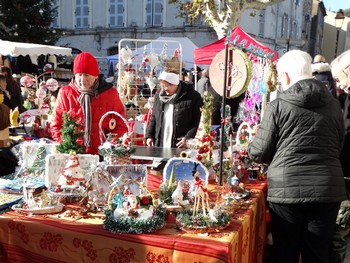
[146,0,163,27]
[281,14,289,38]
[258,9,265,37]
[75,0,89,28]
[109,0,124,27]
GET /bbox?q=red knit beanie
[73,52,99,76]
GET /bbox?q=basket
[98,111,134,165]
[175,208,231,234]
[103,178,167,234]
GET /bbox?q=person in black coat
[312,54,337,98]
[145,69,203,148]
[248,50,346,263]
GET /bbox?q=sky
[322,0,350,12]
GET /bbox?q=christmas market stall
[191,26,278,185]
[0,33,271,262]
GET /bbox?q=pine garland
[56,112,86,154]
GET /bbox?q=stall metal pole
[218,31,231,186]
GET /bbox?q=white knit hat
[158,71,180,85]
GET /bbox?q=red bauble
[204,135,211,142]
[202,145,209,153]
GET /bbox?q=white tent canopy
[134,37,198,69]
[0,40,72,65]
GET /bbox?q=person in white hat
[145,55,203,149]
[312,54,337,98]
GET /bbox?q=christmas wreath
[104,203,167,234]
[103,179,167,234]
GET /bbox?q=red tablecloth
[0,182,267,263]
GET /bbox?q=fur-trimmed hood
[312,62,331,73]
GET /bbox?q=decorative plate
[12,203,64,215]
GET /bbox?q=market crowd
[1,43,350,263]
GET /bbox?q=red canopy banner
[194,26,278,65]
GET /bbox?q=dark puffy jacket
[146,81,203,147]
[248,78,347,204]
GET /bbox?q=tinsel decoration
[195,92,216,167]
[28,145,46,173]
[228,48,253,98]
[56,112,86,154]
[201,92,213,135]
[265,63,277,92]
[103,204,167,234]
[221,104,232,152]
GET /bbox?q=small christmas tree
[56,112,86,154]
[195,92,215,167]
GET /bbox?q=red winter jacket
[50,78,128,154]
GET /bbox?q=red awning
[194,26,278,65]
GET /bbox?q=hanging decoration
[209,48,252,99]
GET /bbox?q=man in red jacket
[50,52,127,155]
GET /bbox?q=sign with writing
[209,49,252,98]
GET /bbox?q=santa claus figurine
[57,151,85,188]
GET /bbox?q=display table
[0,182,267,263]
[131,146,186,162]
